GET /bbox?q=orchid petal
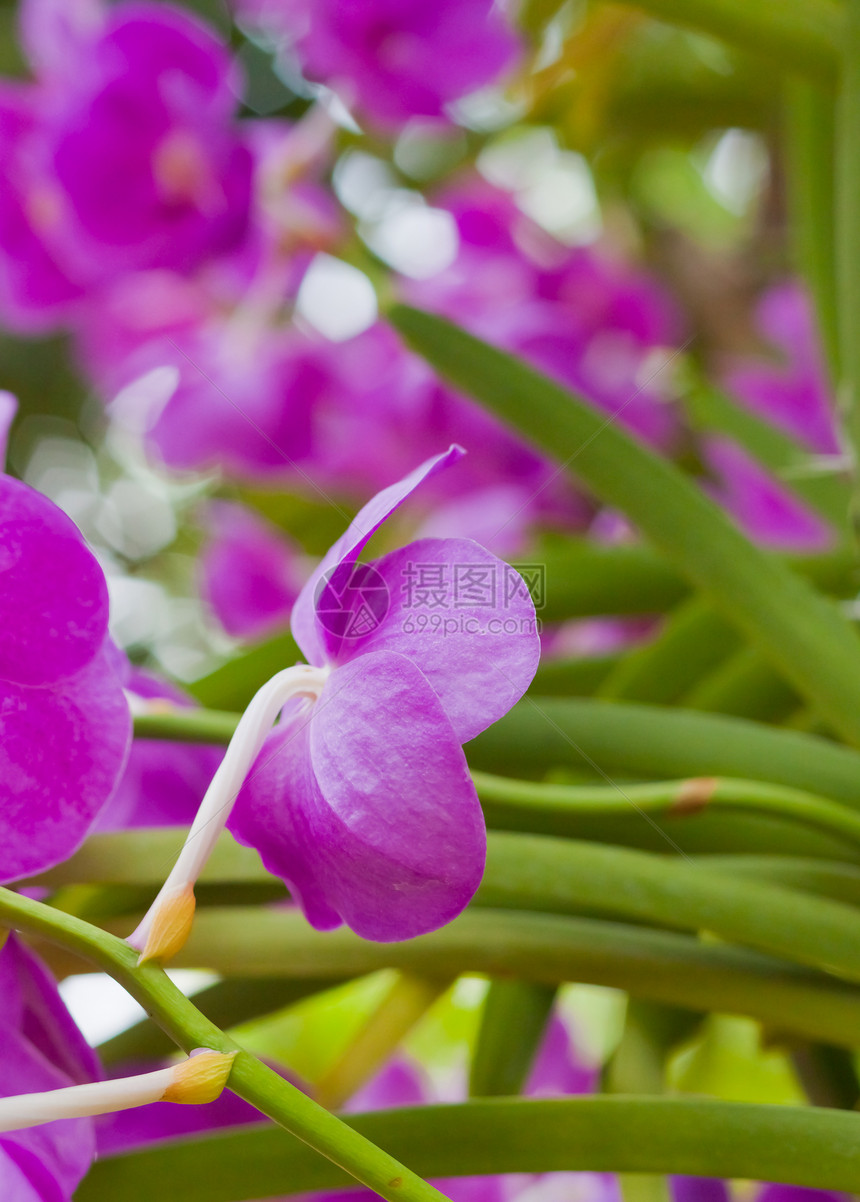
[199,501,304,640]
[0,647,131,881]
[230,649,485,941]
[348,538,540,742]
[0,476,109,688]
[291,445,464,666]
[18,0,103,81]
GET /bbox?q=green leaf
[133,905,860,1048]
[189,630,301,711]
[389,304,860,747]
[76,1095,860,1200]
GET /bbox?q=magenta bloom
[0,455,130,879]
[95,666,223,832]
[702,438,832,552]
[0,936,100,1200]
[229,446,540,940]
[199,501,307,640]
[0,0,251,329]
[236,0,521,128]
[722,282,841,454]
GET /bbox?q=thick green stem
[78,1096,860,1201]
[468,698,860,807]
[95,905,860,1049]
[476,834,860,981]
[474,772,860,853]
[0,888,448,1202]
[469,980,557,1097]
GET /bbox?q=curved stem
[473,771,860,853]
[0,887,448,1202]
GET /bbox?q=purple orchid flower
[0,399,130,881]
[95,665,224,832]
[234,0,522,130]
[701,437,832,553]
[131,446,539,960]
[0,0,252,330]
[722,282,842,455]
[227,445,540,940]
[0,935,100,1200]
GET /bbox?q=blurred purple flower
[0,407,130,880]
[199,500,308,640]
[95,666,224,832]
[722,282,841,455]
[406,177,681,452]
[229,446,540,940]
[0,0,251,330]
[702,438,832,553]
[234,0,522,129]
[0,936,100,1200]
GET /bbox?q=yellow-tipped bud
[161,1051,237,1106]
[137,884,196,965]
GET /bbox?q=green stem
[469,980,557,1097]
[98,977,338,1065]
[477,833,860,981]
[94,830,860,1001]
[606,1002,700,1202]
[78,1095,860,1201]
[0,888,448,1202]
[100,905,860,1049]
[838,0,860,515]
[474,771,860,853]
[700,855,860,907]
[388,305,860,747]
[468,697,860,808]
